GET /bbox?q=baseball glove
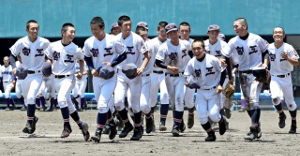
[252,68,271,85]
[222,81,235,99]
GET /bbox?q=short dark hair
[26,20,38,29]
[179,22,191,31]
[273,26,285,35]
[191,39,205,49]
[135,26,147,35]
[157,21,168,31]
[61,23,75,33]
[90,17,105,29]
[118,15,131,26]
[235,18,248,30]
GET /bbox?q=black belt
[203,86,217,90]
[165,72,184,77]
[28,70,41,74]
[142,74,150,77]
[54,75,70,79]
[272,73,290,78]
[239,70,252,74]
[153,70,164,74]
[3,81,10,83]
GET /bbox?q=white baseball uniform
[156,39,190,112]
[114,32,148,113]
[10,36,50,105]
[184,54,222,124]
[45,40,83,114]
[204,38,231,109]
[268,42,299,110]
[15,61,24,99]
[0,65,14,99]
[84,34,125,113]
[149,37,169,107]
[221,33,268,110]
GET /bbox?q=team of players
[5,16,299,142]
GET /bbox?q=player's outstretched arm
[137,51,150,75]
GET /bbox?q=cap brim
[167,28,178,34]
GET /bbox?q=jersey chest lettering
[269,53,276,61]
[249,45,258,55]
[236,46,244,55]
[194,69,201,77]
[22,47,30,56]
[182,49,187,58]
[2,71,12,75]
[168,52,178,60]
[90,48,99,57]
[205,66,215,76]
[53,51,60,61]
[104,47,113,57]
[35,48,44,57]
[64,54,74,63]
[125,46,135,55]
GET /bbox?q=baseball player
[114,15,150,141]
[1,56,16,111]
[179,22,195,129]
[45,23,89,140]
[155,23,190,136]
[132,25,158,133]
[9,20,50,134]
[266,26,299,133]
[185,39,227,141]
[83,17,126,142]
[149,21,170,131]
[109,22,121,36]
[204,25,232,119]
[72,60,89,111]
[221,18,269,141]
[15,56,27,111]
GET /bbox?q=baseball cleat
[23,116,39,134]
[244,126,261,141]
[171,125,180,137]
[109,124,117,140]
[159,121,167,131]
[103,124,110,134]
[91,129,102,143]
[218,118,227,135]
[80,122,90,141]
[224,108,231,119]
[22,123,32,134]
[145,117,154,134]
[289,123,297,134]
[179,120,186,132]
[61,125,72,138]
[187,114,194,129]
[205,132,216,142]
[130,127,143,141]
[20,106,27,111]
[119,123,133,138]
[278,113,286,128]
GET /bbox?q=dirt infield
[0,110,299,156]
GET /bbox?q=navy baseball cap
[165,23,178,34]
[16,64,28,80]
[122,63,137,79]
[97,65,115,80]
[207,24,220,32]
[111,22,119,30]
[185,76,200,89]
[136,21,148,29]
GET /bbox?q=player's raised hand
[91,69,100,77]
[216,85,223,94]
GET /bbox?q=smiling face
[192,41,205,59]
[207,30,219,43]
[62,26,76,43]
[90,23,105,39]
[26,22,39,41]
[233,20,247,37]
[273,27,285,43]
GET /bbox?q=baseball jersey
[184,54,222,89]
[0,65,14,82]
[83,34,125,71]
[142,40,159,74]
[75,61,89,79]
[9,36,50,70]
[151,37,167,72]
[156,39,191,74]
[221,33,268,71]
[267,42,299,75]
[116,32,148,69]
[45,40,84,75]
